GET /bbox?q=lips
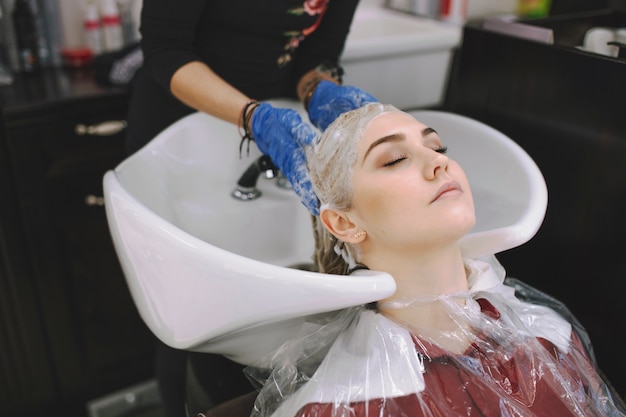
[431,180,463,203]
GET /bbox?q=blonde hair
[307,103,399,275]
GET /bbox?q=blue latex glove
[307,80,378,131]
[251,103,320,215]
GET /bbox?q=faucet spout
[232,155,277,201]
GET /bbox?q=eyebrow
[362,126,438,163]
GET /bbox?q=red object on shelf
[61,48,94,68]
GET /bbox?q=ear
[320,208,362,244]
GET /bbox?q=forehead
[360,111,428,143]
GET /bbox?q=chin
[449,212,476,239]
[462,213,477,232]
[449,204,476,226]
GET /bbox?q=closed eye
[383,155,408,167]
[383,146,446,167]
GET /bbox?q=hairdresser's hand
[307,80,378,131]
[251,103,320,215]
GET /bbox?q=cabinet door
[4,96,156,415]
[0,131,58,416]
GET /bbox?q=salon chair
[103,103,551,416]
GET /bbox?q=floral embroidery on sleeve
[278,0,329,67]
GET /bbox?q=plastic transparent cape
[245,256,626,417]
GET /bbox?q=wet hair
[308,102,399,275]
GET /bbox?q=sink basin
[103,100,396,365]
[103,102,547,365]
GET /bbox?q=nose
[424,151,449,180]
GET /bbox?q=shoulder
[271,309,425,417]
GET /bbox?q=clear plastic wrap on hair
[247,257,626,417]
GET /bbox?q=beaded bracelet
[303,79,323,111]
[238,100,260,157]
[303,62,344,110]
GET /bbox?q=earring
[353,230,366,239]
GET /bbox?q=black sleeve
[139,0,207,92]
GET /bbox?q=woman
[247,103,626,417]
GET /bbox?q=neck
[365,244,471,352]
[368,244,468,301]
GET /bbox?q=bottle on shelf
[84,0,103,55]
[11,0,40,72]
[38,0,64,67]
[99,0,123,51]
[517,0,551,18]
[440,0,468,25]
[117,0,138,46]
[0,1,14,84]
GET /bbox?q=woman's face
[350,110,475,251]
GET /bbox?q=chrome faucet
[231,155,278,201]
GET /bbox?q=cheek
[352,177,392,219]
[352,178,414,229]
[450,202,476,232]
[353,183,387,217]
[450,162,476,228]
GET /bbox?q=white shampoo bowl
[103,104,547,365]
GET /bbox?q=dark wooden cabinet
[0,69,155,417]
